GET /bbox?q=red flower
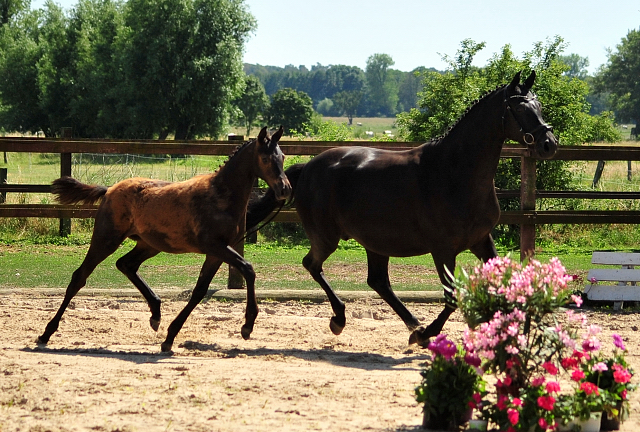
[545,381,561,393]
[531,376,546,387]
[580,382,599,396]
[614,368,632,384]
[621,389,628,400]
[537,395,555,411]
[571,369,585,381]
[561,357,578,370]
[497,395,509,410]
[538,417,549,429]
[507,408,519,425]
[542,361,558,375]
[512,397,523,407]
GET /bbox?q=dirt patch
[1,292,640,431]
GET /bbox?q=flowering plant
[415,334,485,431]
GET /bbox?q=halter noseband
[503,89,553,146]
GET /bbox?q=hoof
[408,327,432,348]
[35,335,49,345]
[160,341,173,352]
[329,316,344,335]
[150,317,160,332]
[241,324,253,340]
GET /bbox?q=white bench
[584,251,640,310]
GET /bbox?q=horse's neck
[437,90,506,185]
[212,143,257,206]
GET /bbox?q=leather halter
[502,88,553,145]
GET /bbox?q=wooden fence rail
[3,136,640,264]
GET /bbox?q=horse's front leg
[409,252,457,347]
[161,256,222,352]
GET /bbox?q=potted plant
[415,334,484,431]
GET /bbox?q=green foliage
[332,90,362,124]
[267,88,314,135]
[595,28,640,125]
[232,74,269,136]
[365,53,398,116]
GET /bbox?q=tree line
[0,0,638,142]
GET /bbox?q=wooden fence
[2,136,640,285]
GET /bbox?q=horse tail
[52,176,108,205]
[246,163,305,230]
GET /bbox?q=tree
[267,88,313,135]
[332,90,362,125]
[233,74,269,136]
[595,29,640,126]
[559,54,590,79]
[1,0,26,25]
[118,0,256,139]
[365,53,398,116]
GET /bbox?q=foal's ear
[508,71,522,92]
[523,70,536,90]
[257,126,268,144]
[271,125,284,143]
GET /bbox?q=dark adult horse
[37,127,291,352]
[247,72,558,346]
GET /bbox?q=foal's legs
[365,249,421,330]
[161,245,257,352]
[115,241,162,331]
[37,231,125,344]
[302,241,345,335]
[409,252,457,347]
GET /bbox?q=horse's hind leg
[162,256,222,352]
[302,242,345,335]
[37,233,124,344]
[116,242,162,331]
[409,252,457,347]
[365,249,421,331]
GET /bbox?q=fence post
[520,155,536,261]
[227,134,246,289]
[0,168,6,204]
[59,127,73,237]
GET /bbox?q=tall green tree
[267,88,313,135]
[233,74,269,136]
[1,0,26,25]
[365,53,398,116]
[332,90,362,125]
[118,0,255,139]
[595,28,640,126]
[559,53,590,79]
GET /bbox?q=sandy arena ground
[1,290,640,432]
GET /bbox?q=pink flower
[571,369,585,381]
[532,376,546,387]
[512,397,523,407]
[581,337,601,353]
[612,334,626,350]
[427,334,457,359]
[542,361,558,375]
[497,395,509,411]
[571,294,583,307]
[592,362,608,373]
[464,351,481,367]
[621,389,628,400]
[545,381,561,393]
[507,408,519,425]
[537,395,555,411]
[561,357,578,370]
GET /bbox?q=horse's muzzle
[273,177,292,201]
[533,128,558,160]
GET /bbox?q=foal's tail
[246,163,305,230]
[52,176,108,205]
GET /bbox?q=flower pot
[422,407,472,431]
[601,410,621,431]
[467,419,488,432]
[577,412,603,432]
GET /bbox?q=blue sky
[31,0,640,74]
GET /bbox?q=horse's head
[503,71,558,160]
[256,126,292,201]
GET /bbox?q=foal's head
[503,71,558,160]
[255,126,292,201]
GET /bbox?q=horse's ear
[508,71,522,92]
[271,125,284,143]
[257,126,268,144]
[523,70,536,90]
